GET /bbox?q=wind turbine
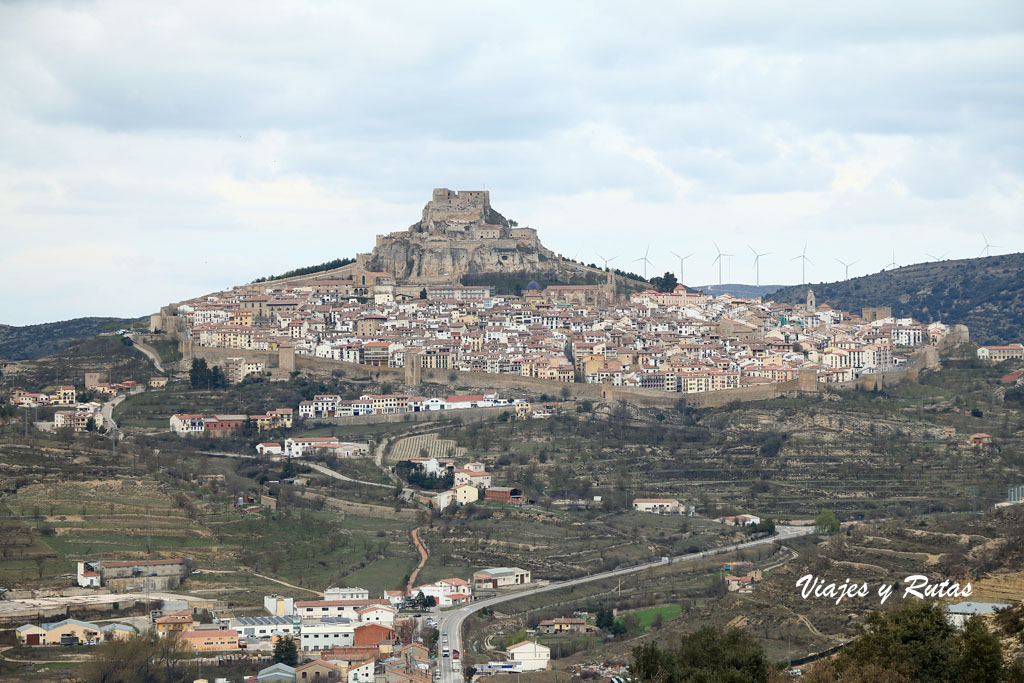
[748,246,771,287]
[790,242,812,284]
[634,245,653,280]
[712,242,733,286]
[980,234,1000,257]
[884,250,898,271]
[926,251,949,262]
[595,252,618,271]
[835,257,858,280]
[670,251,695,286]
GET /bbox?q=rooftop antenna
[748,246,771,287]
[926,251,949,262]
[670,251,695,286]
[633,245,653,280]
[884,250,898,270]
[790,242,812,284]
[835,257,858,280]
[712,242,733,286]
[980,233,1000,257]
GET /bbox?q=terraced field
[388,433,466,463]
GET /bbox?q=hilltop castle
[365,188,557,282]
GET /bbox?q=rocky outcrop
[366,188,561,281]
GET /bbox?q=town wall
[188,343,943,411]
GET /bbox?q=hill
[767,252,1024,344]
[0,317,141,361]
[697,283,784,299]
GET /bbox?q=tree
[837,599,956,683]
[595,607,615,630]
[951,615,1004,683]
[85,417,97,432]
[650,271,679,293]
[630,626,768,683]
[814,509,840,534]
[273,636,299,666]
[82,632,184,682]
[464,666,478,679]
[420,288,427,299]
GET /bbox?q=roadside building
[505,641,550,671]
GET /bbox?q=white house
[170,414,205,435]
[632,498,683,514]
[76,562,101,588]
[284,437,340,458]
[505,641,550,671]
[345,658,375,683]
[256,442,283,456]
[300,620,355,651]
[432,490,454,511]
[414,578,472,604]
[356,605,395,625]
[325,587,370,601]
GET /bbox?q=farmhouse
[632,498,683,514]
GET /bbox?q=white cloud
[0,0,1022,323]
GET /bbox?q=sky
[1,1,1022,325]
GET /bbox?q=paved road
[100,393,126,432]
[129,335,166,374]
[434,525,814,683]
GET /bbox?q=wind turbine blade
[805,258,814,265]
[748,245,757,256]
[686,252,695,259]
[670,250,680,259]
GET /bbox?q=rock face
[367,189,560,282]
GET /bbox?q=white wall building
[505,641,550,671]
[300,620,355,651]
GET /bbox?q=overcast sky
[1,1,1022,325]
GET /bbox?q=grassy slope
[767,252,1024,344]
[0,318,141,361]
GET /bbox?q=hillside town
[156,279,965,396]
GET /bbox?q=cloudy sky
[1,1,1022,325]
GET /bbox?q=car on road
[453,649,460,660]
[434,673,441,680]
[442,648,450,657]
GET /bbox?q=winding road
[435,525,815,683]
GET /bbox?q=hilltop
[0,317,141,361]
[767,252,1024,344]
[697,283,784,299]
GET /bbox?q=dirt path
[407,527,429,592]
[248,571,322,596]
[0,644,91,664]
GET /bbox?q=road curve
[435,526,814,683]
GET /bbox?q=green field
[633,604,682,630]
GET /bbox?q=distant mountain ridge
[766,252,1024,345]
[0,317,139,361]
[696,284,784,299]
